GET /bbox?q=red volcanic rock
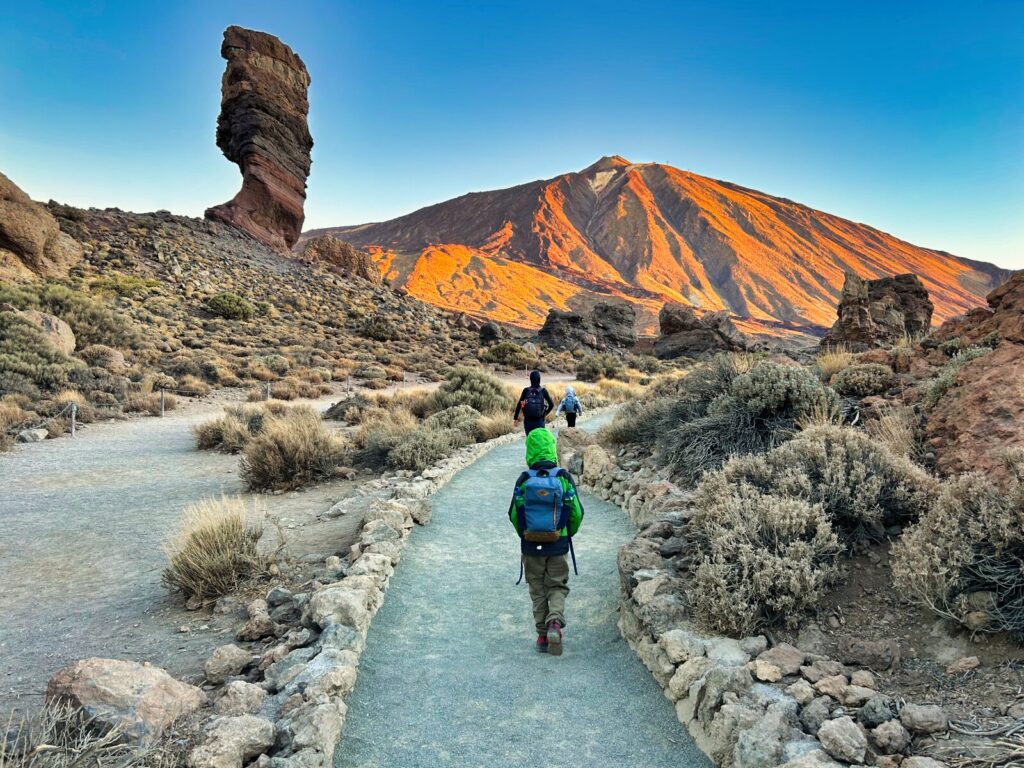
[205,26,312,253]
[821,272,933,351]
[299,235,381,283]
[654,303,747,358]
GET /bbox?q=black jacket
[513,386,554,421]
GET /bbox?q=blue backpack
[514,468,579,582]
[563,393,580,414]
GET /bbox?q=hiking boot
[546,620,563,656]
[536,634,548,653]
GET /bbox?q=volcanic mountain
[305,156,1009,335]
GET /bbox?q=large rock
[46,658,206,743]
[14,309,76,355]
[205,26,313,253]
[299,235,380,282]
[537,302,636,351]
[187,714,275,768]
[821,272,933,351]
[654,304,747,359]
[0,172,82,280]
[817,716,867,764]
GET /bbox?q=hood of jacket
[565,386,576,398]
[525,427,557,467]
[529,369,541,387]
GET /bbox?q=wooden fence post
[160,388,166,417]
[70,402,77,437]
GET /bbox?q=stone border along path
[570,435,961,768]
[329,411,711,768]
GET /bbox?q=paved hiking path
[335,421,710,768]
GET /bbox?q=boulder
[537,302,636,351]
[817,716,867,764]
[17,428,48,443]
[654,304,747,359]
[46,658,205,743]
[870,719,910,754]
[0,172,83,280]
[299,236,380,282]
[556,427,594,468]
[204,644,252,684]
[17,309,76,354]
[214,681,267,716]
[479,321,503,345]
[821,272,933,351]
[579,444,612,484]
[900,703,948,734]
[205,26,313,253]
[756,644,805,676]
[187,714,276,768]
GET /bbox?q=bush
[206,292,254,321]
[162,496,265,600]
[0,311,84,396]
[816,347,854,380]
[893,457,1024,638]
[194,404,267,453]
[386,427,466,471]
[431,367,511,415]
[663,360,838,485]
[709,425,939,543]
[0,282,140,348]
[423,404,481,439]
[124,391,176,415]
[361,314,401,341]
[865,406,918,458]
[576,353,626,382]
[924,347,991,409]
[240,407,348,490]
[830,363,895,397]
[687,480,841,635]
[480,341,535,369]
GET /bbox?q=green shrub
[206,292,254,321]
[626,354,662,375]
[423,404,481,439]
[360,314,401,341]
[709,425,938,543]
[353,363,387,381]
[576,353,626,382]
[0,283,140,348]
[893,456,1024,639]
[924,347,991,409]
[480,341,535,368]
[431,367,511,415]
[688,480,841,635]
[830,363,895,397]
[386,428,467,471]
[0,311,84,396]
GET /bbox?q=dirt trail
[334,415,710,768]
[0,388,362,712]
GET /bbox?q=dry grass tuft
[815,346,854,380]
[240,407,348,491]
[866,406,918,458]
[123,392,176,416]
[162,496,266,600]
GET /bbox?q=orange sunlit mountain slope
[304,156,1009,334]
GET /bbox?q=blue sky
[1,1,1021,268]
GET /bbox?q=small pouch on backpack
[523,530,561,543]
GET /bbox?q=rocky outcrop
[821,273,933,351]
[15,308,76,354]
[46,658,206,743]
[299,236,380,282]
[654,304,747,359]
[0,172,82,280]
[205,26,313,254]
[537,302,636,351]
[924,272,1024,483]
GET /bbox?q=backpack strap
[516,555,524,585]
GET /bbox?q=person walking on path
[513,370,554,434]
[507,428,584,656]
[555,385,584,427]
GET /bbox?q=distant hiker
[513,370,554,434]
[555,385,583,427]
[507,428,584,656]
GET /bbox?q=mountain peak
[583,155,631,173]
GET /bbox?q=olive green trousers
[523,554,570,634]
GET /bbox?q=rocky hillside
[308,156,1009,334]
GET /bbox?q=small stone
[838,637,900,670]
[214,681,267,716]
[786,678,815,706]
[266,586,293,607]
[945,656,980,675]
[739,635,769,656]
[204,644,252,685]
[870,719,910,754]
[850,670,876,689]
[756,643,805,676]
[902,758,949,768]
[236,599,275,641]
[817,715,868,764]
[802,659,847,683]
[814,674,849,699]
[751,660,783,682]
[1008,702,1024,719]
[658,629,705,664]
[900,703,948,734]
[859,695,896,728]
[964,611,990,630]
[801,696,833,734]
[841,685,878,707]
[187,715,275,768]
[796,624,830,655]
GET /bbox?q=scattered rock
[654,303,747,359]
[850,670,876,689]
[187,714,276,768]
[817,715,868,764]
[900,703,948,734]
[813,674,849,700]
[46,658,205,743]
[756,644,805,676]
[786,679,815,706]
[858,695,896,728]
[751,660,783,683]
[870,719,910,754]
[0,171,83,280]
[800,696,833,734]
[801,659,847,683]
[945,655,980,675]
[204,644,252,684]
[214,681,267,716]
[237,599,275,641]
[837,637,900,670]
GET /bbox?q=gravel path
[334,418,710,768]
[0,389,358,712]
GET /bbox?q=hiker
[512,370,554,434]
[507,428,584,656]
[555,385,583,427]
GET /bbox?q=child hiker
[507,428,584,655]
[555,385,583,427]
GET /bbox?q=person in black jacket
[513,370,554,434]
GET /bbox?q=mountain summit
[305,157,1008,334]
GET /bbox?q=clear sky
[1,1,1021,268]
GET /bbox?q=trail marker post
[266,381,272,401]
[160,388,166,417]
[70,402,77,437]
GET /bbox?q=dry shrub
[430,367,511,415]
[474,414,515,441]
[688,479,841,635]
[423,404,480,438]
[866,406,918,458]
[816,346,854,380]
[178,374,211,396]
[240,407,348,491]
[830,363,895,397]
[194,404,267,453]
[124,392,176,415]
[383,388,435,418]
[52,390,93,423]
[713,425,938,543]
[162,496,265,600]
[386,427,465,471]
[0,400,28,431]
[893,454,1024,638]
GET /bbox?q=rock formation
[924,272,1024,483]
[205,26,313,253]
[654,304,748,359]
[0,172,82,280]
[821,273,933,350]
[300,235,381,283]
[537,302,636,351]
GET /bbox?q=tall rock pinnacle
[205,26,313,253]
